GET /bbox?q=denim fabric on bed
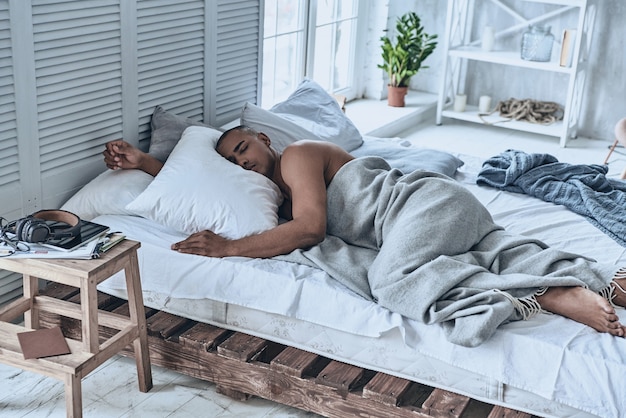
[477,149,626,246]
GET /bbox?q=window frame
[261,0,367,107]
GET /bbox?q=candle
[481,26,495,52]
[453,94,467,112]
[478,95,492,113]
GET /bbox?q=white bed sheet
[96,150,626,418]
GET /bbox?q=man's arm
[103,140,164,176]
[172,214,325,258]
[172,142,336,258]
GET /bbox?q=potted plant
[378,12,438,107]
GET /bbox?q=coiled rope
[480,98,564,126]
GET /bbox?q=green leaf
[378,12,438,87]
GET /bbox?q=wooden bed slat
[363,372,414,406]
[37,286,538,418]
[146,310,190,339]
[111,302,158,321]
[270,346,321,378]
[179,322,231,351]
[487,405,533,418]
[315,360,365,395]
[217,332,268,362]
[111,302,131,317]
[67,288,122,311]
[40,282,79,300]
[423,388,471,418]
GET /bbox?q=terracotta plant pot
[387,86,408,107]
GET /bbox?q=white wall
[361,0,391,99]
[380,0,621,142]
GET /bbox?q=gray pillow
[351,137,464,177]
[148,105,217,162]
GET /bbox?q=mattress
[96,143,626,418]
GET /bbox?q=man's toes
[608,313,620,322]
[607,321,626,336]
[607,320,621,329]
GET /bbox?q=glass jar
[521,25,554,62]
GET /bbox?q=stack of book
[0,219,125,259]
[92,232,126,257]
[559,29,577,67]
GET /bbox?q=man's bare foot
[536,286,625,337]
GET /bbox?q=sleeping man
[103,126,626,346]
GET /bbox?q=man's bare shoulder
[283,140,351,158]
[281,140,354,185]
[285,139,337,149]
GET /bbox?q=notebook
[17,326,71,359]
[41,219,110,252]
[98,232,126,253]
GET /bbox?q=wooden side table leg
[80,277,99,353]
[124,251,153,392]
[604,139,619,165]
[23,274,39,329]
[65,373,82,418]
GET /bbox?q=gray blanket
[277,157,615,346]
[477,149,626,246]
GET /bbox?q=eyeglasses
[0,217,30,257]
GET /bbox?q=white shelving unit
[436,0,595,147]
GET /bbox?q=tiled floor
[0,354,318,418]
[1,101,623,417]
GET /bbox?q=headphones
[13,210,81,243]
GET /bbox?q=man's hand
[103,140,144,170]
[103,139,164,176]
[171,230,231,257]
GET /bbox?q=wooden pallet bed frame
[38,282,533,418]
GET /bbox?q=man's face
[216,131,274,178]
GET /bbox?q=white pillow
[240,102,315,153]
[241,78,363,152]
[61,169,153,220]
[125,126,283,239]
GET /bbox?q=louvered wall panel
[0,0,21,307]
[0,1,19,218]
[136,0,205,149]
[214,0,260,126]
[0,1,262,308]
[32,0,123,207]
[0,269,21,308]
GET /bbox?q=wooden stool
[0,240,152,417]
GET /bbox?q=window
[262,0,360,107]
